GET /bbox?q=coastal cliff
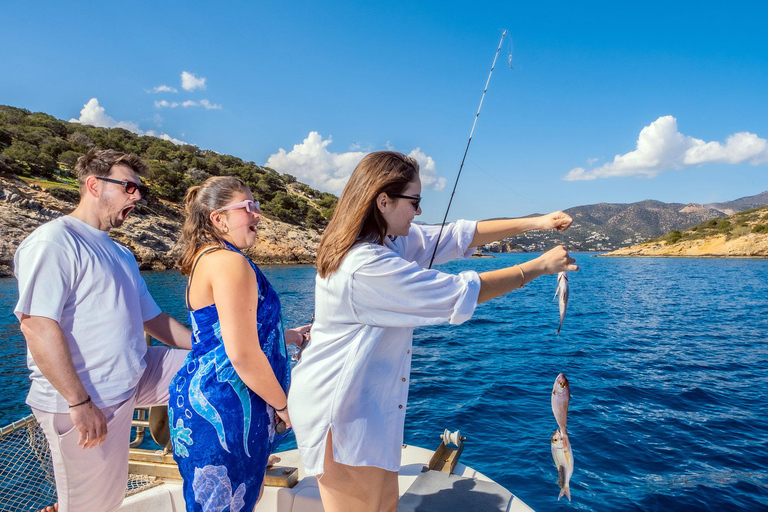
[0,175,321,277]
[601,206,768,258]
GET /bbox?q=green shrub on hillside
[667,230,682,244]
[0,104,337,229]
[47,186,80,203]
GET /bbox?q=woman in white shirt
[288,151,578,511]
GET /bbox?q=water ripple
[1,256,767,510]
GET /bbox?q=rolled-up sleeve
[350,250,481,328]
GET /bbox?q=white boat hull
[119,444,534,512]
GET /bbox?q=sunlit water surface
[1,254,766,511]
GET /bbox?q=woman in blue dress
[169,176,309,512]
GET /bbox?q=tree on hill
[0,104,338,227]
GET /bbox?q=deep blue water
[2,254,767,511]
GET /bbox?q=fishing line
[428,30,508,269]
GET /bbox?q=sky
[2,1,767,223]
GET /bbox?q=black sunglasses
[97,177,150,198]
[389,193,421,210]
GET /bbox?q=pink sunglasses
[216,199,261,213]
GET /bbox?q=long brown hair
[316,151,419,278]
[177,176,250,275]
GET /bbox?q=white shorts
[32,347,189,512]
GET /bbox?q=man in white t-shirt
[14,149,192,512]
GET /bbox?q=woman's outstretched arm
[471,211,573,247]
[478,245,578,303]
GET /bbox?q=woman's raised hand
[536,246,579,275]
[540,211,573,232]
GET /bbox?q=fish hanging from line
[551,373,574,500]
[551,373,570,438]
[554,271,569,334]
[551,428,574,501]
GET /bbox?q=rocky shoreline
[601,233,768,258]
[0,175,321,277]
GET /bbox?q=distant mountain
[482,193,768,253]
[706,191,768,215]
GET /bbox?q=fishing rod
[428,29,508,269]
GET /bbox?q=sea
[1,253,767,511]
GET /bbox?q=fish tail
[559,486,571,501]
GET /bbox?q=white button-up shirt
[289,220,481,474]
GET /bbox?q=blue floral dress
[169,243,291,512]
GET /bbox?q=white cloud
[145,131,187,145]
[70,98,186,145]
[70,98,141,132]
[181,71,206,91]
[265,132,445,194]
[407,148,446,191]
[199,99,222,110]
[155,100,180,109]
[564,115,768,181]
[151,85,178,93]
[586,157,599,165]
[265,132,366,194]
[172,99,223,109]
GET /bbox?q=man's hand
[69,400,108,449]
[284,324,311,346]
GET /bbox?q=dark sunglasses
[97,177,150,198]
[389,193,421,210]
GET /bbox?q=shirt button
[398,405,403,409]
[407,350,410,354]
[401,378,406,382]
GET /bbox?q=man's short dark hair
[74,149,149,193]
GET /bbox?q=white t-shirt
[288,220,481,474]
[14,215,162,413]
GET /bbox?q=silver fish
[554,271,569,334]
[551,373,570,437]
[551,429,574,501]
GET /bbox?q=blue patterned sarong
[169,243,290,511]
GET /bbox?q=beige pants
[32,347,189,512]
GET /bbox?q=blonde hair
[177,176,250,275]
[316,151,419,278]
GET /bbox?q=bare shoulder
[197,249,255,283]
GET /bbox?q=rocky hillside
[706,191,768,215]
[0,175,320,277]
[0,104,337,276]
[601,206,768,258]
[481,194,768,253]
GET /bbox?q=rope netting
[0,415,158,511]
